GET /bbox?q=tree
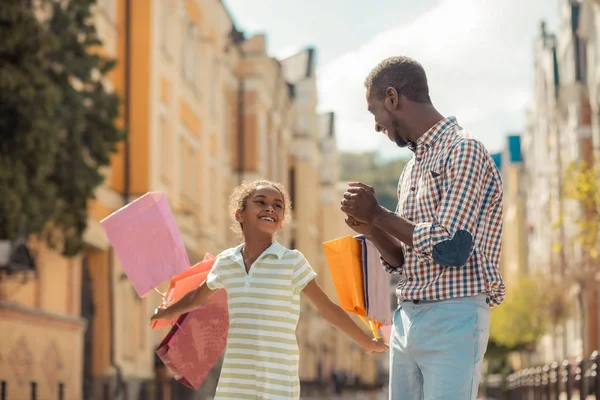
[0,0,123,256]
[0,1,63,244]
[490,274,555,349]
[553,157,600,355]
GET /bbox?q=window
[179,135,198,205]
[187,144,196,202]
[179,136,186,199]
[160,116,171,183]
[160,0,171,56]
[210,58,218,117]
[183,23,197,86]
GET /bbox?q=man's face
[366,88,410,148]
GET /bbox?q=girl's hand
[150,306,171,324]
[362,338,389,353]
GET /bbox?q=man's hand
[341,182,380,224]
[345,215,374,236]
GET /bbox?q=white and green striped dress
[205,242,316,399]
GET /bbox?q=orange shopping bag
[151,253,216,330]
[322,236,367,317]
[323,236,382,339]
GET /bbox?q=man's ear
[384,87,399,111]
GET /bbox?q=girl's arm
[302,279,388,353]
[151,281,213,322]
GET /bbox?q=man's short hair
[364,56,431,104]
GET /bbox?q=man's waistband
[398,293,490,306]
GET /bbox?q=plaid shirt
[381,117,505,307]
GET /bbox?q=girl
[151,180,387,399]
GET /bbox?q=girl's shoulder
[215,244,244,260]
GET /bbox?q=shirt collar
[222,241,287,260]
[408,116,457,152]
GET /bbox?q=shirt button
[411,187,416,191]
[416,157,422,162]
[408,276,413,281]
[406,248,412,252]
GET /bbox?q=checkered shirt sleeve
[412,139,487,267]
[379,192,405,274]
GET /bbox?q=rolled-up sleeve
[379,202,404,274]
[380,256,404,274]
[412,139,487,267]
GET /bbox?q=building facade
[494,135,528,285]
[0,0,384,399]
[579,0,600,153]
[516,0,599,366]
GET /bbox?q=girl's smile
[237,185,285,235]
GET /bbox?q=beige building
[0,0,384,399]
[520,0,599,365]
[579,0,600,153]
[494,135,528,285]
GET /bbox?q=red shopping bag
[155,289,229,389]
[151,253,216,330]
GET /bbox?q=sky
[224,0,560,160]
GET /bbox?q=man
[341,56,505,400]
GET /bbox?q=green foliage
[0,0,123,256]
[339,152,407,211]
[561,159,600,266]
[490,273,570,349]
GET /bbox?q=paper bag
[155,289,229,389]
[381,325,393,344]
[322,236,367,316]
[151,256,216,330]
[100,192,190,297]
[355,236,392,326]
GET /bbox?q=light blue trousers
[389,294,490,400]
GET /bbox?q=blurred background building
[486,1,600,396]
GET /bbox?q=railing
[0,380,170,400]
[506,350,600,399]
[0,381,64,400]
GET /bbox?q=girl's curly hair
[228,180,292,239]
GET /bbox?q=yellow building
[493,135,528,284]
[0,0,383,399]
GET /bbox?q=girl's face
[236,185,285,236]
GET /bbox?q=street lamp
[0,236,37,282]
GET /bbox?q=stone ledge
[0,300,87,331]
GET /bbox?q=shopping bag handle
[152,288,188,335]
[358,315,381,339]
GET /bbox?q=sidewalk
[303,390,387,400]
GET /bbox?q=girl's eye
[275,204,283,209]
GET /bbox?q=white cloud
[317,0,558,155]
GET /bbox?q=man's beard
[390,118,410,148]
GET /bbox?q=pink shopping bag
[100,192,190,297]
[381,325,392,344]
[156,289,229,389]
